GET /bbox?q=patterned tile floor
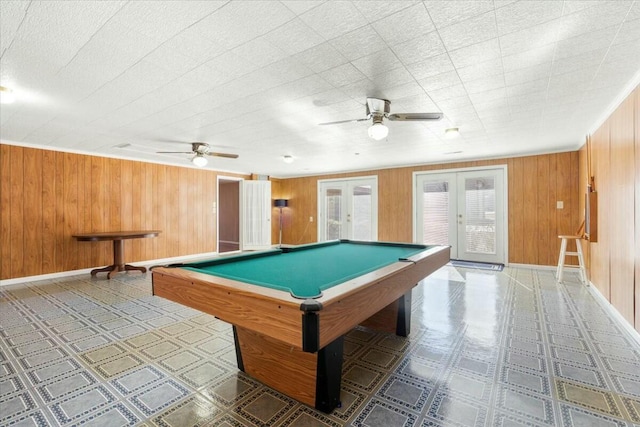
[2,265,640,426]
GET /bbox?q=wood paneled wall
[272,152,579,266]
[0,144,247,280]
[582,85,639,331]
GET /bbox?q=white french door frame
[317,176,378,242]
[412,165,508,265]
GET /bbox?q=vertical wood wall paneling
[23,148,42,276]
[609,93,635,324]
[90,157,107,267]
[209,172,217,253]
[109,158,122,236]
[41,150,56,273]
[537,155,551,265]
[82,155,92,267]
[121,160,133,263]
[144,165,154,261]
[547,154,559,267]
[195,169,203,253]
[177,167,188,256]
[556,153,572,249]
[379,169,412,242]
[522,157,539,264]
[167,166,178,255]
[591,121,611,300]
[75,155,86,268]
[270,178,283,245]
[1,145,12,279]
[192,169,201,254]
[63,153,79,271]
[10,147,24,277]
[510,157,525,263]
[131,162,143,262]
[155,163,168,258]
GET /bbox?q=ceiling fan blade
[387,112,443,121]
[206,152,239,159]
[156,151,194,154]
[318,118,369,125]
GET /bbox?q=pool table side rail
[152,267,305,348]
[315,245,450,348]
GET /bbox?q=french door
[414,167,506,264]
[318,177,378,241]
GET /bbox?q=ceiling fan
[157,142,238,167]
[319,97,443,140]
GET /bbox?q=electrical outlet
[556,201,563,209]
[309,216,313,222]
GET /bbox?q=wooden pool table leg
[232,326,344,413]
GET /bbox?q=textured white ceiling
[1,1,639,177]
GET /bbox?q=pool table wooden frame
[152,241,450,412]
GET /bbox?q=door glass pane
[352,185,372,240]
[464,177,496,254]
[422,180,449,245]
[325,189,342,240]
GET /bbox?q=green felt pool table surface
[182,240,431,299]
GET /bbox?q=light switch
[557,201,563,209]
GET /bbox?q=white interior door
[415,168,506,264]
[318,177,378,241]
[241,180,271,250]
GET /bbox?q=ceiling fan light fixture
[368,122,388,140]
[192,153,208,167]
[0,86,15,104]
[445,127,460,139]
[283,155,294,163]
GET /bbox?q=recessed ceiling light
[444,127,460,139]
[283,155,294,163]
[0,86,15,104]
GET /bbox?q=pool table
[152,240,449,412]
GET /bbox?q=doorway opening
[218,178,241,253]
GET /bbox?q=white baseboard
[505,263,556,270]
[0,252,219,287]
[586,280,640,346]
